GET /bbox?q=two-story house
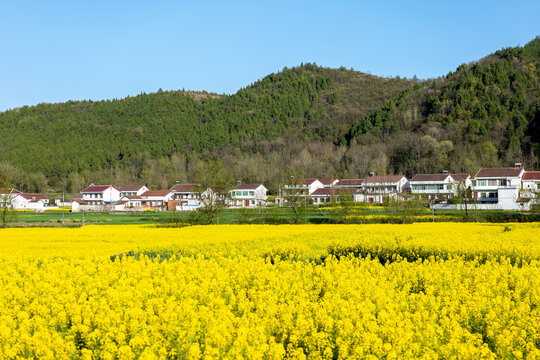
[118,185,149,197]
[168,183,203,211]
[228,184,268,207]
[360,175,409,204]
[80,185,121,205]
[140,190,174,210]
[472,165,525,210]
[410,174,456,201]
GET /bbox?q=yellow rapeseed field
[0,223,539,359]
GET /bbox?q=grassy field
[8,204,540,227]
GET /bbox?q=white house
[140,190,174,210]
[360,175,409,204]
[114,195,144,211]
[410,174,456,201]
[278,178,325,206]
[118,185,149,197]
[81,184,121,205]
[472,165,525,210]
[168,183,203,211]
[522,171,540,200]
[71,198,89,212]
[312,187,355,205]
[12,193,49,211]
[283,179,325,196]
[228,184,268,207]
[450,173,472,189]
[317,178,340,188]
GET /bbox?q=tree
[453,181,474,220]
[279,168,309,224]
[192,160,232,225]
[0,181,17,228]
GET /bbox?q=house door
[244,200,250,207]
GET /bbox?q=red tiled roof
[125,195,143,200]
[119,185,147,192]
[81,185,116,193]
[317,178,338,185]
[141,190,172,197]
[363,175,405,184]
[116,200,128,205]
[337,179,363,186]
[450,173,470,182]
[232,184,263,190]
[19,193,48,201]
[475,168,523,178]
[73,199,88,204]
[411,174,450,182]
[170,184,199,192]
[523,171,540,180]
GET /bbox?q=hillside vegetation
[1,38,539,193]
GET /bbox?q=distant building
[12,193,49,211]
[522,171,540,199]
[80,184,121,205]
[118,185,149,197]
[472,165,525,210]
[169,183,202,211]
[140,190,174,210]
[312,187,354,205]
[228,184,268,207]
[360,175,409,204]
[409,174,456,201]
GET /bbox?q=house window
[249,191,254,196]
[243,191,248,196]
[476,180,487,186]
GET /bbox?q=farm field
[0,223,539,359]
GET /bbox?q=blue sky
[1,0,538,111]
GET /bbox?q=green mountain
[1,37,539,193]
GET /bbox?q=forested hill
[1,37,539,193]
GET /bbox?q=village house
[140,190,174,210]
[118,185,149,197]
[521,171,540,200]
[450,173,472,189]
[114,195,144,211]
[80,184,121,205]
[311,187,355,205]
[228,183,268,207]
[0,188,21,207]
[359,175,409,204]
[409,173,457,201]
[278,178,325,206]
[317,178,340,188]
[71,198,88,212]
[12,193,49,211]
[169,183,202,211]
[472,164,526,210]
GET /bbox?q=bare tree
[193,160,233,224]
[0,183,17,228]
[280,168,309,224]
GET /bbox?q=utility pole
[82,211,85,226]
[62,192,65,225]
